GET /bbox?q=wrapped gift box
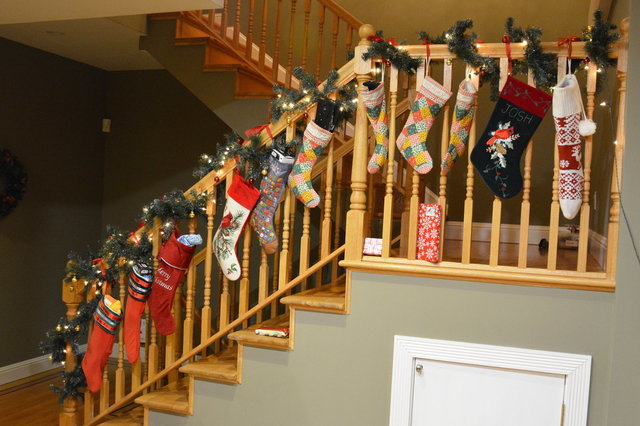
[363,237,383,256]
[416,203,441,263]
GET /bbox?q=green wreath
[0,149,27,219]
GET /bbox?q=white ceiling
[0,0,224,71]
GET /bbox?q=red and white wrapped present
[255,327,289,338]
[416,203,442,263]
[363,237,383,256]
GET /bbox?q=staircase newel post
[59,274,86,426]
[344,24,375,261]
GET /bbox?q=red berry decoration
[584,57,591,64]
[384,60,391,67]
[214,176,220,183]
[303,112,309,119]
[248,177,255,184]
[502,35,511,43]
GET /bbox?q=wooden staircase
[150,1,363,100]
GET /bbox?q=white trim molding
[0,354,57,386]
[389,336,591,426]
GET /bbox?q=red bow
[558,35,580,59]
[368,35,384,43]
[502,35,513,75]
[245,123,273,140]
[387,37,398,46]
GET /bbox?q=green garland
[270,67,357,122]
[505,18,557,90]
[584,9,620,90]
[193,132,301,183]
[362,31,422,74]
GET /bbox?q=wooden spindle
[271,205,281,316]
[286,0,298,87]
[461,71,479,264]
[301,0,312,70]
[321,138,335,259]
[489,58,510,267]
[382,65,398,257]
[233,0,242,49]
[330,14,340,70]
[331,157,344,280]
[345,25,353,55]
[147,217,161,389]
[220,276,231,329]
[345,24,375,261]
[300,206,311,289]
[239,225,251,327]
[115,267,126,402]
[200,197,215,357]
[315,4,326,77]
[245,0,255,60]
[221,0,229,38]
[59,276,85,426]
[273,0,283,82]
[279,188,293,288]
[258,0,268,70]
[606,18,629,280]
[257,248,268,323]
[287,186,297,282]
[99,363,109,411]
[399,156,412,257]
[576,65,597,272]
[547,56,567,270]
[437,59,453,261]
[518,71,536,268]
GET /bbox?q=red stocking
[81,295,122,393]
[147,231,196,336]
[123,262,153,364]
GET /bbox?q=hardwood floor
[0,370,62,425]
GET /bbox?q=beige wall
[0,38,106,365]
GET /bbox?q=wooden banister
[86,245,346,426]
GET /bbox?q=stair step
[101,405,144,425]
[281,280,347,314]
[228,314,292,350]
[134,377,192,415]
[179,344,240,384]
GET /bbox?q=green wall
[101,70,231,229]
[0,38,107,366]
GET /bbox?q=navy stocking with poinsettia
[470,76,551,199]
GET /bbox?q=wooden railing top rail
[316,0,364,29]
[86,244,346,426]
[395,41,618,60]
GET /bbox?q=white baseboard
[0,344,88,386]
[0,354,57,386]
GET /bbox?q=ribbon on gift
[558,35,580,59]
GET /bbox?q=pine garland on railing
[193,132,301,183]
[270,67,357,122]
[584,10,620,74]
[504,18,557,90]
[362,31,422,74]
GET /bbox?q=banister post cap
[358,24,376,42]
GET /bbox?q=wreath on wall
[0,149,28,219]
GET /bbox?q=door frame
[389,335,591,426]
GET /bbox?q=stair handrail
[86,244,345,426]
[316,0,363,29]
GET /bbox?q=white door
[410,359,566,426]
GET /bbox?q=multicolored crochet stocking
[441,79,477,175]
[362,81,389,174]
[396,75,452,174]
[251,149,295,254]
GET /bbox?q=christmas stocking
[251,149,295,254]
[214,173,260,280]
[396,75,452,174]
[441,79,477,175]
[553,74,593,219]
[148,231,201,336]
[288,99,336,208]
[362,81,390,174]
[82,295,122,393]
[470,76,551,199]
[124,262,152,364]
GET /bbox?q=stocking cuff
[456,79,477,108]
[361,81,385,108]
[227,173,261,211]
[128,273,152,302]
[272,148,295,165]
[418,75,452,106]
[94,295,122,335]
[553,75,581,118]
[304,120,333,147]
[501,76,551,118]
[157,230,197,271]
